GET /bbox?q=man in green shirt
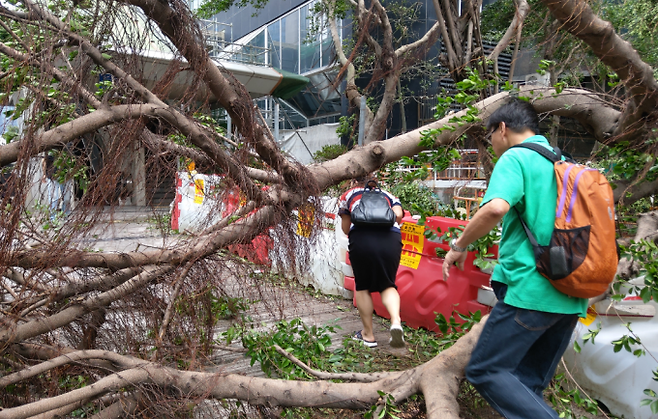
[442,99,587,419]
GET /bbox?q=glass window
[281,10,299,73]
[300,5,320,73]
[245,30,266,65]
[267,21,281,68]
[321,31,334,67]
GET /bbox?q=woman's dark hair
[486,98,540,135]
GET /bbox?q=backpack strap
[511,142,579,164]
[511,142,561,163]
[514,207,545,260]
[509,143,560,258]
[514,207,539,248]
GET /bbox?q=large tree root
[0,316,487,419]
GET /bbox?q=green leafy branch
[434,310,482,351]
[614,239,658,303]
[226,318,339,380]
[573,322,601,354]
[642,373,658,415]
[424,225,500,271]
[365,391,402,419]
[547,372,600,418]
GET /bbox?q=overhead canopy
[271,68,309,99]
[133,50,309,101]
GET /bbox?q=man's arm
[442,198,510,280]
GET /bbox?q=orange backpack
[513,143,618,299]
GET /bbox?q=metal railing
[199,19,270,66]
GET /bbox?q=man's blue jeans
[465,284,578,419]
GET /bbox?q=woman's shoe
[389,325,405,348]
[352,330,377,348]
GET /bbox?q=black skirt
[348,227,403,293]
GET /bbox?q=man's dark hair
[486,98,540,135]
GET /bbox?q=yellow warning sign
[296,204,314,238]
[579,306,598,326]
[194,178,205,204]
[400,223,425,269]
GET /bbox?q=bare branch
[0,265,174,345]
[540,0,658,125]
[273,344,396,382]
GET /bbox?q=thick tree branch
[0,350,145,387]
[487,0,529,64]
[540,0,658,129]
[612,179,658,205]
[396,21,442,58]
[312,87,621,190]
[433,0,458,72]
[123,0,307,192]
[0,105,167,167]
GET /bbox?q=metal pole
[274,100,279,141]
[358,96,366,146]
[227,114,232,139]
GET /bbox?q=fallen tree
[0,0,657,417]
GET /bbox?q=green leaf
[651,400,658,414]
[573,341,581,353]
[101,53,112,60]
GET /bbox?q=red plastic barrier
[223,187,273,265]
[344,215,495,332]
[229,235,273,266]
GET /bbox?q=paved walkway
[78,206,176,252]
[207,285,408,377]
[84,206,409,377]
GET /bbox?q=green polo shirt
[482,135,587,317]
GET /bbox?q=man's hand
[442,249,468,280]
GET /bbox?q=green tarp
[271,68,309,99]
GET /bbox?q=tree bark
[0,317,488,419]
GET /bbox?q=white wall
[278,123,341,165]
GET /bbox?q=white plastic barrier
[270,196,352,299]
[334,211,353,277]
[171,172,224,232]
[298,196,352,298]
[563,292,658,419]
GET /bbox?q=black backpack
[348,184,396,227]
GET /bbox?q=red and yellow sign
[400,223,425,269]
[193,178,205,204]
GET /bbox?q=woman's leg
[380,287,401,326]
[355,290,375,341]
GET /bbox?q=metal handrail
[199,19,270,66]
